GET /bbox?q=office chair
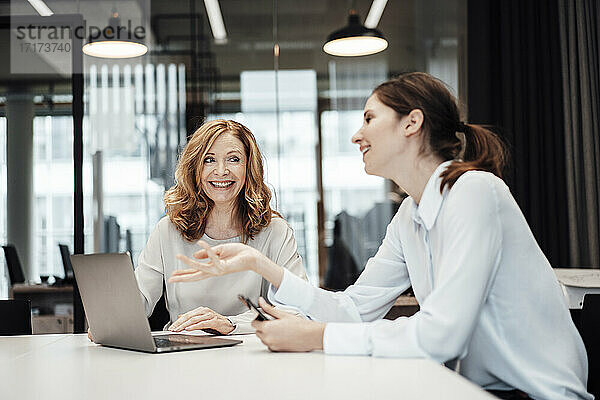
[2,245,26,285]
[58,244,75,282]
[581,294,600,398]
[148,285,170,331]
[0,299,32,335]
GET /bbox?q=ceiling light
[82,41,148,58]
[323,9,388,57]
[364,0,388,29]
[82,10,148,59]
[27,0,54,16]
[204,0,227,44]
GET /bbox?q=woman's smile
[209,180,236,189]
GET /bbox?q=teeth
[211,181,234,188]
[362,146,371,154]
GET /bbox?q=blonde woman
[134,119,307,335]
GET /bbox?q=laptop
[71,252,242,353]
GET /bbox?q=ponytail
[439,124,508,193]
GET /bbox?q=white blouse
[273,161,592,400]
[135,216,307,334]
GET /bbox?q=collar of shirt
[410,160,453,231]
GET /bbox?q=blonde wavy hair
[164,119,278,243]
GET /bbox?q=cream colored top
[135,216,308,334]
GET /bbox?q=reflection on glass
[33,116,74,280]
[84,62,187,265]
[320,59,392,289]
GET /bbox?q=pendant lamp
[323,9,388,57]
[82,10,148,59]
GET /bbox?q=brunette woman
[171,75,590,399]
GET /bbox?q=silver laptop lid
[71,253,156,352]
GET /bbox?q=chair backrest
[0,299,32,335]
[148,283,170,331]
[581,294,600,397]
[58,244,74,280]
[2,245,25,285]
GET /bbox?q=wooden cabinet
[10,284,74,334]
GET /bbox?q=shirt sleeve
[272,210,411,324]
[134,224,165,318]
[325,175,504,360]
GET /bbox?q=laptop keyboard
[153,334,213,348]
[154,337,176,348]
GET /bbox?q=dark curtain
[558,0,600,267]
[467,0,570,266]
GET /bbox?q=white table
[1,333,494,399]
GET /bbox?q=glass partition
[83,61,185,263]
[33,115,74,279]
[0,0,466,300]
[75,0,466,288]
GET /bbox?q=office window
[321,110,390,273]
[317,57,394,287]
[2,114,79,287]
[32,116,74,278]
[84,62,186,264]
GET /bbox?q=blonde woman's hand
[251,298,325,352]
[168,306,234,334]
[169,240,264,283]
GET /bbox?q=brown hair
[163,119,278,242]
[372,72,507,192]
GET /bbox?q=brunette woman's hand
[169,240,264,282]
[251,298,325,352]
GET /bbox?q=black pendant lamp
[323,9,388,57]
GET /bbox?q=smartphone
[238,294,269,321]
